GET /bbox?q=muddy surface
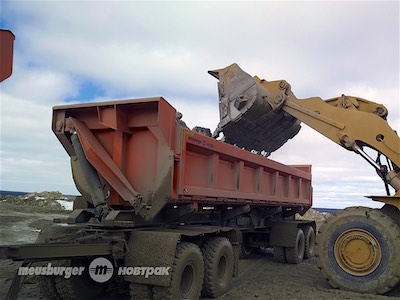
[0,201,399,300]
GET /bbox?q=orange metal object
[53,97,312,215]
[0,30,15,82]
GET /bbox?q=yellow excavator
[209,63,400,295]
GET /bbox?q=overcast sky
[1,1,399,209]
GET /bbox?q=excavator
[209,63,400,295]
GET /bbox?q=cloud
[0,93,75,193]
[1,1,398,209]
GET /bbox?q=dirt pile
[0,191,71,211]
[296,208,331,222]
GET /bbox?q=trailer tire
[273,246,286,263]
[35,225,75,300]
[239,244,253,259]
[153,242,204,300]
[55,258,110,300]
[303,225,315,259]
[201,237,234,298]
[130,283,152,300]
[316,207,400,294]
[37,276,62,300]
[285,228,305,264]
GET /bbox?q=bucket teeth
[210,64,301,154]
[222,110,301,154]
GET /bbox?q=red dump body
[53,97,312,216]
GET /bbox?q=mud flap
[270,221,301,247]
[124,231,181,286]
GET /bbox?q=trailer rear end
[1,97,314,299]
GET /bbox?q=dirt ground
[0,200,399,300]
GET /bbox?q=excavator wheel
[153,242,204,300]
[316,206,400,294]
[201,237,234,298]
[381,204,400,227]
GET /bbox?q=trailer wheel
[35,225,74,300]
[316,207,400,294]
[153,242,204,300]
[285,228,305,264]
[303,225,315,259]
[55,258,110,300]
[239,244,253,259]
[201,237,234,298]
[129,283,153,300]
[273,246,286,263]
[37,276,62,300]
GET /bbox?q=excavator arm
[210,64,400,206]
[210,63,400,295]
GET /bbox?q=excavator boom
[210,64,400,203]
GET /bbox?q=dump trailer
[210,63,400,295]
[1,97,315,300]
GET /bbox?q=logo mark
[88,257,114,283]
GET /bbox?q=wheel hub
[334,228,382,276]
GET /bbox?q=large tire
[316,206,400,294]
[303,225,315,259]
[130,282,153,300]
[273,246,286,263]
[153,242,204,300]
[54,258,110,300]
[37,276,62,300]
[238,244,253,259]
[285,228,305,264]
[201,237,234,298]
[35,225,75,300]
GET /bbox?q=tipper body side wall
[52,97,312,219]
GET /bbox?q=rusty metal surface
[0,30,15,82]
[180,129,312,206]
[69,117,142,208]
[53,97,313,221]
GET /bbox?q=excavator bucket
[209,63,301,154]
